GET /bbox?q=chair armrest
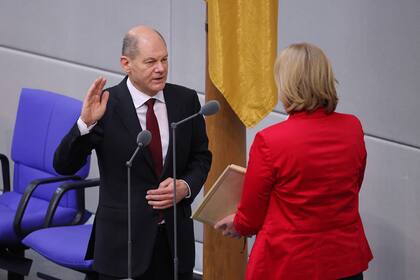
[43,178,100,228]
[13,175,81,239]
[0,153,11,192]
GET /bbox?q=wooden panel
[203,51,247,280]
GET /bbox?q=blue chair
[0,88,91,279]
[23,179,100,280]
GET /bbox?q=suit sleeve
[53,122,101,175]
[181,93,212,204]
[233,132,275,236]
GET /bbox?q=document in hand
[191,164,246,226]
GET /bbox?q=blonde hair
[274,43,338,114]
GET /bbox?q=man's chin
[152,83,166,92]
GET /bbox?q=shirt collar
[126,77,165,108]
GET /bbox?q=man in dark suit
[53,25,212,280]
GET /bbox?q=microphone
[125,130,151,280]
[172,100,220,127]
[170,100,220,280]
[136,130,152,147]
[199,100,220,116]
[126,130,152,167]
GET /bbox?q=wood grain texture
[203,29,248,278]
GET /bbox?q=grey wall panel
[0,0,171,74]
[192,95,208,244]
[192,189,204,243]
[194,241,203,274]
[278,0,420,147]
[246,112,287,157]
[170,0,206,92]
[361,137,420,279]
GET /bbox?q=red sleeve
[233,132,275,236]
[358,136,367,190]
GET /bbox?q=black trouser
[97,224,192,280]
[339,272,363,280]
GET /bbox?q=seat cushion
[0,192,78,246]
[23,224,93,271]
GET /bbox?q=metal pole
[126,162,133,280]
[172,124,178,280]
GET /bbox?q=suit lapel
[114,78,156,175]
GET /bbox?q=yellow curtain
[207,0,278,127]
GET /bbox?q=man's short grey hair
[121,28,167,58]
[122,33,139,58]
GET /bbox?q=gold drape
[207,0,278,127]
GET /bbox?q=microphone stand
[171,112,200,280]
[125,148,140,280]
[124,129,151,280]
[171,112,201,280]
[170,100,220,280]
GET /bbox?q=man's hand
[146,177,189,209]
[214,214,241,239]
[81,77,110,126]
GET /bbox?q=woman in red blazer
[215,43,373,280]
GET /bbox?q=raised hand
[80,77,110,126]
[145,177,190,209]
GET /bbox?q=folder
[192,164,246,226]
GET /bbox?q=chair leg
[7,272,24,280]
[84,271,98,280]
[37,272,62,280]
[1,247,30,280]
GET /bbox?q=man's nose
[155,62,165,72]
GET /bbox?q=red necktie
[145,98,163,177]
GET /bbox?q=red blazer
[234,108,372,280]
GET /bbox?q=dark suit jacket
[53,77,212,277]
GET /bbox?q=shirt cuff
[77,117,97,135]
[179,179,191,198]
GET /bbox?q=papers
[192,164,246,226]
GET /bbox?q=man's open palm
[81,77,109,126]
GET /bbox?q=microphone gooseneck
[172,100,221,128]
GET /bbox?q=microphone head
[136,130,152,147]
[200,100,220,116]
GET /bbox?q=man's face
[122,37,168,96]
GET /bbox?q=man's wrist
[77,117,97,135]
[179,179,191,199]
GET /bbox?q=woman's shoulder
[332,111,364,129]
[256,119,293,142]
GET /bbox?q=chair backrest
[11,88,90,208]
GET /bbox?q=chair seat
[0,192,78,246]
[22,224,93,271]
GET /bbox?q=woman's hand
[214,214,241,239]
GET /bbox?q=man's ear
[120,56,130,74]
